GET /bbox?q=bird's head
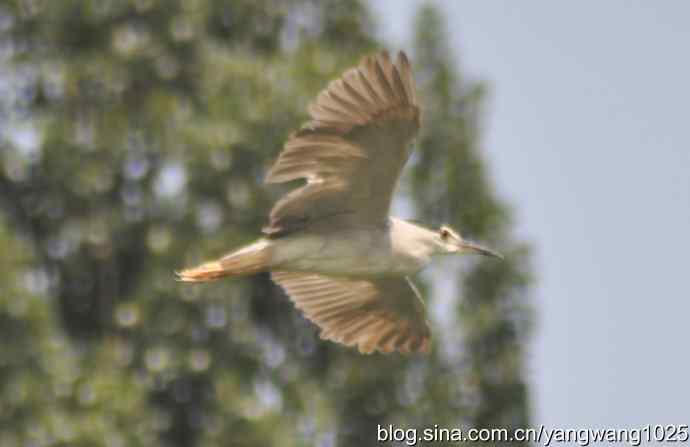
[436,225,503,259]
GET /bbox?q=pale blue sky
[370,0,690,428]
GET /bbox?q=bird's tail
[176,240,271,282]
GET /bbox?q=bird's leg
[176,239,271,282]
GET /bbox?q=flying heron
[178,50,501,355]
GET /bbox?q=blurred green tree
[0,1,533,446]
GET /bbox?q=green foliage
[0,1,533,445]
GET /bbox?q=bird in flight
[178,50,501,355]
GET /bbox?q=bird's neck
[390,217,443,257]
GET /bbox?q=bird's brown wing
[263,50,420,236]
[271,272,431,354]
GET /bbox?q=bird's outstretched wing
[263,50,420,236]
[271,272,431,354]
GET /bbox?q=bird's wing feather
[264,50,420,236]
[271,271,431,354]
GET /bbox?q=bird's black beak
[460,241,504,259]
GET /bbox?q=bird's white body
[266,217,437,277]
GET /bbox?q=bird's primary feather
[271,271,430,354]
[263,50,420,237]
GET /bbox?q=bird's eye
[440,228,450,240]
